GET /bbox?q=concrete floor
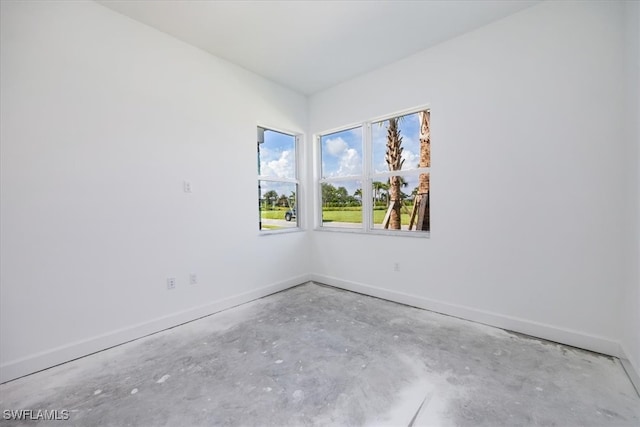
[1,283,638,426]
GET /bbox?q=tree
[353,188,362,202]
[381,182,390,205]
[277,194,289,207]
[263,190,278,209]
[372,181,383,204]
[372,181,389,206]
[336,186,348,205]
[416,111,430,231]
[385,118,404,229]
[321,183,337,206]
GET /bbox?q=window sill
[314,226,430,239]
[258,227,305,236]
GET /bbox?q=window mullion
[362,121,373,232]
[315,135,322,229]
[371,168,430,180]
[318,176,362,183]
[259,176,299,184]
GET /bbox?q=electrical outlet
[190,273,197,285]
[183,181,192,193]
[394,262,400,272]
[167,277,176,290]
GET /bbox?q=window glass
[371,175,427,230]
[259,181,298,230]
[372,112,423,173]
[321,180,362,229]
[320,127,362,178]
[259,129,296,179]
[258,127,298,232]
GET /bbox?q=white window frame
[316,123,364,232]
[316,106,430,237]
[258,125,301,235]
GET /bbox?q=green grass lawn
[323,207,413,225]
[260,206,414,225]
[260,208,289,220]
[322,210,364,223]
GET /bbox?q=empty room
[1,0,639,425]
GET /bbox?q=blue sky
[320,112,423,196]
[258,112,425,198]
[321,127,362,177]
[259,129,297,200]
[259,129,295,179]
[321,111,422,179]
[372,112,422,173]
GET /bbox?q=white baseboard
[0,274,308,384]
[309,273,621,357]
[619,344,640,397]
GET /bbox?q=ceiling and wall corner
[96,0,541,95]
[1,0,638,390]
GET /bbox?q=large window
[258,127,298,231]
[318,109,430,235]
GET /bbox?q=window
[258,127,298,231]
[318,109,430,235]
[319,127,363,228]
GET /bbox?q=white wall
[2,0,637,386]
[309,1,629,357]
[622,0,640,387]
[0,0,309,382]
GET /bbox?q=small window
[317,109,430,235]
[258,127,298,231]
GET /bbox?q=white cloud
[325,137,348,157]
[261,149,294,178]
[337,148,361,176]
[323,136,363,176]
[402,149,419,170]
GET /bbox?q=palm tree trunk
[416,110,430,231]
[385,118,404,229]
[389,176,401,229]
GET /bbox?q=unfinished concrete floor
[1,283,638,426]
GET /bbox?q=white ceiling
[97,0,540,95]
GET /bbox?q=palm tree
[381,182,390,205]
[372,181,385,205]
[416,110,430,231]
[385,118,404,229]
[353,188,362,203]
